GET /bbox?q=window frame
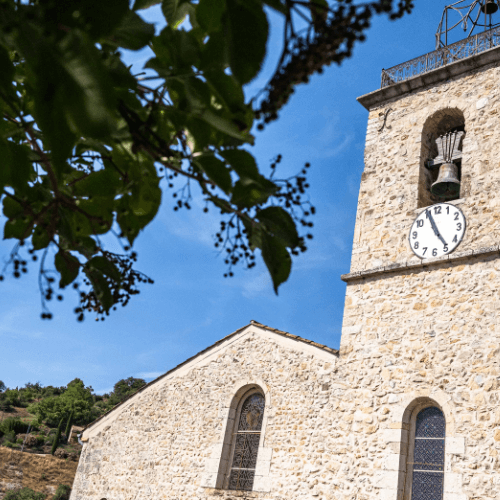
[404,402,446,500]
[225,387,266,491]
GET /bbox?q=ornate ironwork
[411,407,446,500]
[381,25,500,88]
[228,393,265,491]
[437,1,500,49]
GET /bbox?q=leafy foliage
[3,488,46,500]
[111,377,146,404]
[0,0,412,318]
[0,380,5,392]
[52,485,71,500]
[0,417,29,435]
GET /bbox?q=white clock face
[409,203,466,259]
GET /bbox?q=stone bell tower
[336,2,500,500]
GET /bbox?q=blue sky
[0,1,467,394]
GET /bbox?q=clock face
[409,203,466,259]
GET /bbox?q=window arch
[408,406,446,500]
[227,391,265,491]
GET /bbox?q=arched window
[227,392,265,491]
[410,406,446,500]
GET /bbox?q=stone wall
[351,61,500,273]
[71,326,341,500]
[0,447,77,498]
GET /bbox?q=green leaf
[262,0,287,14]
[74,237,98,258]
[220,149,259,180]
[133,0,161,10]
[87,256,121,282]
[162,0,193,28]
[55,250,80,288]
[257,206,299,248]
[225,0,268,84]
[84,268,113,312]
[261,232,291,294]
[32,225,51,250]
[2,196,24,219]
[0,45,14,96]
[3,217,33,240]
[195,155,232,194]
[199,109,248,140]
[231,179,275,208]
[197,0,226,32]
[0,141,32,194]
[111,11,155,50]
[71,169,121,197]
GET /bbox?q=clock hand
[426,210,447,247]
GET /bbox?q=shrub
[52,485,71,500]
[35,436,45,447]
[2,430,16,444]
[4,488,46,500]
[0,418,29,435]
[3,441,14,448]
[16,438,24,444]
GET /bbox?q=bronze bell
[481,0,499,14]
[431,162,461,199]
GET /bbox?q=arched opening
[418,108,466,208]
[227,390,265,491]
[399,400,446,500]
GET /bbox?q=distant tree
[51,417,64,455]
[0,0,413,320]
[29,378,94,426]
[3,488,45,500]
[0,380,5,392]
[112,377,146,403]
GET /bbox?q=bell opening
[481,0,499,14]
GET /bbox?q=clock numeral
[454,212,459,221]
[432,248,438,257]
[414,242,419,249]
[434,206,442,215]
[412,232,417,240]
[446,206,450,214]
[417,220,424,228]
[422,247,427,255]
[444,245,449,253]
[457,223,462,231]
[453,235,458,243]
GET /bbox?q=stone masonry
[71,46,500,500]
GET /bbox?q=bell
[481,0,499,14]
[431,162,461,199]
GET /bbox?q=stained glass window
[228,393,265,491]
[410,407,446,500]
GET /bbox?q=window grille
[228,393,265,491]
[410,407,446,500]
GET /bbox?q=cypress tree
[64,410,73,441]
[51,417,64,455]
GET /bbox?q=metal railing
[381,26,500,88]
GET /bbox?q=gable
[81,321,338,440]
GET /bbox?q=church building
[71,2,500,500]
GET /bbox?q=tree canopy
[0,0,413,320]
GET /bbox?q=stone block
[204,457,224,474]
[443,493,467,500]
[257,447,273,462]
[374,470,400,490]
[253,475,271,492]
[200,472,218,488]
[380,488,401,500]
[444,473,463,494]
[383,428,408,444]
[445,437,465,455]
[255,459,271,476]
[383,454,406,472]
[342,325,361,335]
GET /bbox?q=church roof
[82,321,338,434]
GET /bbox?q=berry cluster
[256,0,413,127]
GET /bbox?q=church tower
[339,2,500,499]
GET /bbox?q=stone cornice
[341,245,499,283]
[357,45,500,111]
